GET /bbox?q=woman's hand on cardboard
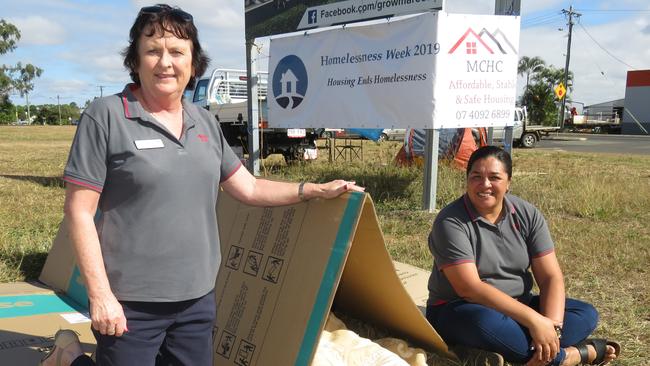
[309,180,365,200]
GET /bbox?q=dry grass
[0,126,648,365]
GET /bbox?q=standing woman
[425,146,620,366]
[57,4,363,365]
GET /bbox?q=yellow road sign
[555,83,566,99]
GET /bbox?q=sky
[2,0,649,110]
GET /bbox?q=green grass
[1,126,648,365]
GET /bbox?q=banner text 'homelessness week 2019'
[268,12,521,129]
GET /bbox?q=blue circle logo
[272,55,308,109]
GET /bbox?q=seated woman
[425,146,620,366]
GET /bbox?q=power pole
[559,6,580,129]
[98,85,105,98]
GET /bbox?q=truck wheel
[377,133,388,142]
[520,133,537,148]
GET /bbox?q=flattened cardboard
[214,192,452,366]
[12,190,450,366]
[39,218,89,307]
[334,194,448,355]
[0,282,94,365]
[393,261,432,313]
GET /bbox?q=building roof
[585,99,625,110]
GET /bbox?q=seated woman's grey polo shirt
[427,194,554,306]
[63,84,241,302]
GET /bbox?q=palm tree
[533,65,574,94]
[521,65,574,126]
[518,56,546,93]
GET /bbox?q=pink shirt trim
[221,161,242,182]
[439,259,475,271]
[63,176,103,193]
[533,248,555,258]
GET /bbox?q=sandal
[575,338,621,365]
[39,329,82,366]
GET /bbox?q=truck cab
[190,69,318,163]
[488,107,559,148]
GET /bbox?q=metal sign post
[246,40,260,176]
[495,0,521,154]
[422,129,440,212]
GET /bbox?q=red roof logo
[449,28,517,55]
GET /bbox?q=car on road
[379,129,406,142]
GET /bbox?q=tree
[0,19,21,97]
[517,56,545,94]
[518,58,574,126]
[0,19,43,124]
[12,62,43,123]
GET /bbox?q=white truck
[488,107,560,148]
[190,69,318,162]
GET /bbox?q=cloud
[9,16,66,46]
[445,0,493,14]
[520,0,564,16]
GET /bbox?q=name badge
[134,139,164,150]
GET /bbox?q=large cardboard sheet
[213,192,451,365]
[6,191,451,366]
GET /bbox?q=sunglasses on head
[139,5,193,22]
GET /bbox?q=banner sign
[434,12,521,128]
[269,12,438,129]
[245,0,443,40]
[296,0,443,30]
[268,12,520,129]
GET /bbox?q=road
[535,133,650,156]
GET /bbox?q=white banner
[269,13,438,129]
[268,12,520,129]
[435,13,521,128]
[297,0,443,30]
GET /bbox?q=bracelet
[554,325,563,339]
[298,182,306,201]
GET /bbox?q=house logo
[272,55,308,110]
[449,27,517,55]
[308,10,317,24]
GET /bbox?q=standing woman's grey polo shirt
[64,84,241,302]
[427,194,555,306]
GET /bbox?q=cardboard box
[213,191,452,365]
[0,281,94,365]
[0,216,93,365]
[3,191,452,365]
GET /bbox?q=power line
[577,22,636,70]
[522,13,564,27]
[558,6,580,129]
[576,9,650,13]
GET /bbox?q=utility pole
[98,85,105,98]
[559,6,580,129]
